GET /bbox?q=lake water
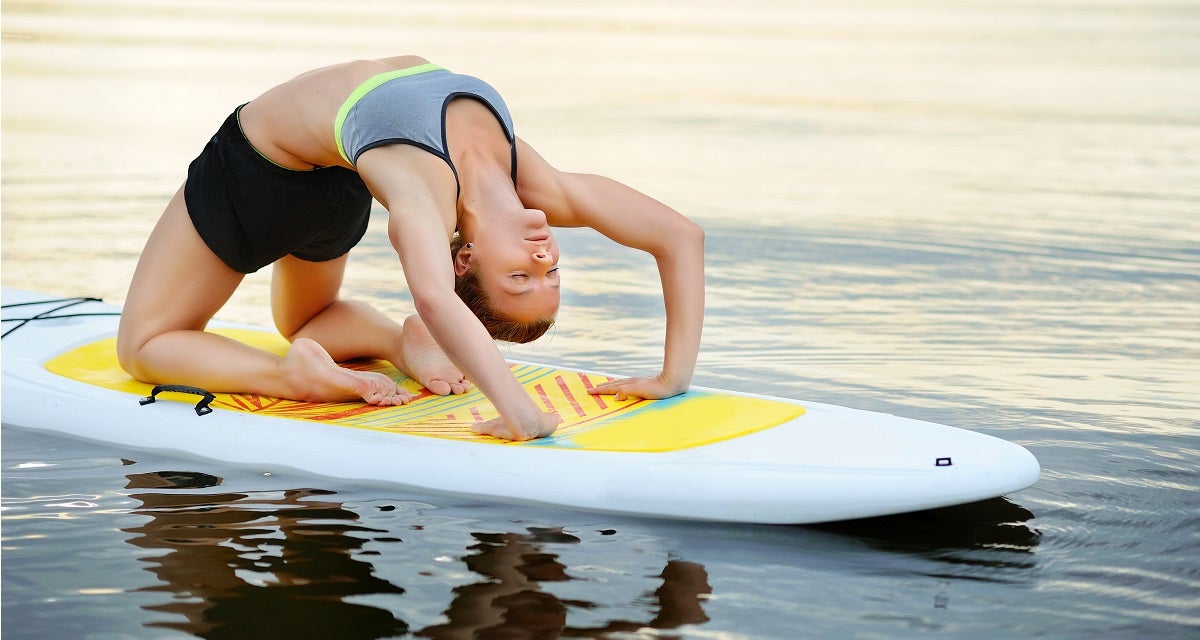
[3,0,1198,637]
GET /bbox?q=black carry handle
[139,384,216,416]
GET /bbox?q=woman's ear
[454,244,472,277]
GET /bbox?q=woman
[117,55,705,441]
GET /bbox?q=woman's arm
[516,139,705,399]
[360,146,559,440]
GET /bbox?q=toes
[368,390,410,406]
[420,374,471,396]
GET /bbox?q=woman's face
[464,209,561,323]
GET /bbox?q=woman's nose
[533,251,551,263]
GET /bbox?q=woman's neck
[455,150,522,240]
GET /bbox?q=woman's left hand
[587,373,688,401]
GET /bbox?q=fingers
[588,376,652,400]
[587,377,637,396]
[542,412,564,437]
[470,413,561,441]
[470,418,531,441]
[470,419,508,439]
[587,370,691,401]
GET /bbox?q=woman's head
[451,223,559,343]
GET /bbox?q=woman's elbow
[410,292,442,321]
[410,286,460,323]
[678,218,705,250]
[653,218,704,265]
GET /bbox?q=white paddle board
[1,289,1040,524]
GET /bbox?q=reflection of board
[2,290,1041,524]
[45,330,805,453]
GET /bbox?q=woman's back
[239,56,435,170]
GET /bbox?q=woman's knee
[115,321,152,380]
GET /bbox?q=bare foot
[282,338,412,406]
[397,315,470,395]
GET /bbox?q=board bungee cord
[1,297,119,338]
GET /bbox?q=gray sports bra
[335,63,517,185]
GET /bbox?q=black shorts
[184,105,374,274]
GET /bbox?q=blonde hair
[451,235,555,343]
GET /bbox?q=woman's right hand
[471,410,561,441]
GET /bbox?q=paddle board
[1,289,1040,524]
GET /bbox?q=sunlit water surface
[3,1,1199,638]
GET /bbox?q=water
[3,0,1199,637]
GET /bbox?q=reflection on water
[417,530,711,638]
[124,473,407,638]
[121,470,714,639]
[815,498,1041,580]
[115,467,1044,638]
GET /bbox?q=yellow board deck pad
[46,329,804,452]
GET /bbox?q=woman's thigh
[270,253,349,338]
[118,184,244,350]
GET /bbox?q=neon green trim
[334,62,445,164]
